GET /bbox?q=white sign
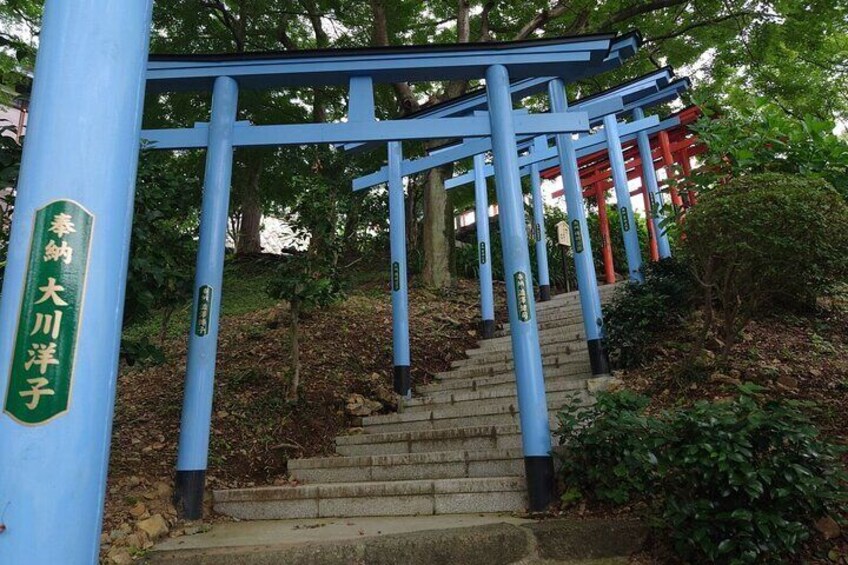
[556,221,571,247]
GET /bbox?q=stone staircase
[214,285,618,521]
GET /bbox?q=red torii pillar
[658,130,685,210]
[640,185,660,262]
[594,183,617,284]
[677,147,697,206]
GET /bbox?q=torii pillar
[0,1,154,562]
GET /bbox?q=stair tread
[289,448,524,470]
[336,424,521,446]
[215,476,527,502]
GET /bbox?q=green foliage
[603,258,697,369]
[692,100,848,198]
[121,151,199,363]
[0,124,22,294]
[266,256,344,314]
[685,174,848,355]
[659,390,846,563]
[699,2,848,122]
[0,1,40,104]
[555,387,848,564]
[124,151,199,325]
[555,390,664,505]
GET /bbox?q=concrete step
[407,373,589,410]
[361,390,587,433]
[214,476,528,520]
[494,318,594,339]
[419,367,594,395]
[289,448,525,484]
[498,316,597,337]
[335,424,524,457]
[436,355,591,381]
[149,515,648,565]
[534,285,618,311]
[454,336,588,368]
[472,324,590,354]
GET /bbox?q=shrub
[659,391,846,562]
[554,388,847,563]
[685,174,848,357]
[603,258,697,368]
[555,390,665,505]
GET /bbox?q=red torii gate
[544,105,704,283]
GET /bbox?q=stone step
[534,285,618,311]
[288,448,525,484]
[361,390,587,433]
[149,515,648,565]
[497,316,596,337]
[436,355,591,381]
[214,476,528,520]
[497,315,602,336]
[454,335,588,367]
[418,367,594,395]
[335,424,524,457]
[407,373,589,411]
[472,324,590,354]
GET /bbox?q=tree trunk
[237,156,263,255]
[422,166,454,288]
[406,174,420,254]
[287,300,300,402]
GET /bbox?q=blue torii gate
[0,2,637,561]
[445,76,691,283]
[352,69,683,382]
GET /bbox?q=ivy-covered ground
[100,258,505,562]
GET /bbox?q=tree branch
[200,0,244,51]
[514,1,572,40]
[478,1,496,41]
[648,10,755,43]
[598,0,690,31]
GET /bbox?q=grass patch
[122,257,280,343]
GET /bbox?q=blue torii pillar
[529,139,552,302]
[633,107,671,259]
[473,153,497,339]
[0,1,154,562]
[388,141,411,397]
[486,65,553,511]
[604,114,645,283]
[174,76,240,519]
[548,80,611,377]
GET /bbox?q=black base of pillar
[174,469,206,520]
[393,365,411,397]
[524,456,555,512]
[480,319,496,340]
[587,338,611,375]
[538,285,552,302]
